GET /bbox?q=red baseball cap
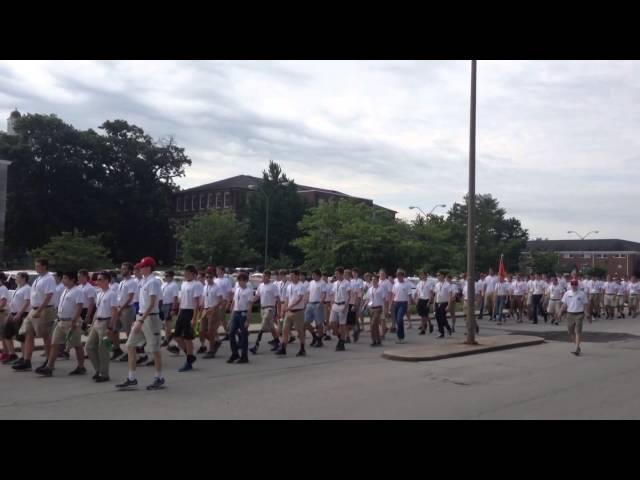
[570,279,579,286]
[135,256,156,269]
[206,266,215,275]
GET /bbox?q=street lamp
[409,204,446,218]
[465,59,478,346]
[248,181,290,271]
[567,230,599,240]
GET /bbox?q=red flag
[498,254,506,278]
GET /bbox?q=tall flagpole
[465,60,478,345]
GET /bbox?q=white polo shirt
[307,280,325,304]
[179,280,203,310]
[367,285,386,308]
[80,282,97,307]
[512,280,527,296]
[562,289,588,313]
[57,286,84,319]
[118,277,138,307]
[392,280,412,302]
[30,273,57,308]
[162,280,180,305]
[139,275,162,315]
[285,282,306,310]
[10,285,31,313]
[484,275,497,295]
[350,278,364,299]
[202,282,223,309]
[547,284,565,300]
[215,276,233,302]
[132,278,142,303]
[322,281,333,302]
[434,281,450,304]
[495,281,510,296]
[95,288,118,318]
[616,282,625,296]
[628,281,640,295]
[378,278,392,302]
[332,279,352,304]
[603,282,618,295]
[52,282,64,307]
[255,282,279,307]
[233,285,253,312]
[415,280,434,300]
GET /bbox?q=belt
[567,312,584,315]
[234,310,248,313]
[261,305,275,309]
[334,302,345,305]
[32,305,54,310]
[120,305,132,308]
[308,301,320,305]
[605,293,616,296]
[58,318,72,322]
[550,298,561,301]
[290,308,303,312]
[370,306,382,310]
[97,317,111,321]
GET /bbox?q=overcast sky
[1,60,638,242]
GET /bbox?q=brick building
[525,239,640,277]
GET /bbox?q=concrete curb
[382,335,545,362]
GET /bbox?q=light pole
[409,204,446,219]
[567,230,599,240]
[248,181,289,271]
[465,60,478,346]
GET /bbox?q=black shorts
[346,305,357,326]
[174,309,195,340]
[80,308,88,321]
[3,312,27,339]
[417,299,430,317]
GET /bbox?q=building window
[614,254,625,259]
[176,197,182,212]
[183,196,189,211]
[191,195,196,211]
[224,191,231,208]
[563,254,573,259]
[200,194,205,210]
[598,254,607,258]
[583,254,591,259]
[216,192,222,209]
[207,193,213,209]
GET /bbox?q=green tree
[519,251,560,275]
[29,231,112,272]
[246,161,306,266]
[0,114,191,263]
[176,210,257,267]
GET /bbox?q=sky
[1,60,638,242]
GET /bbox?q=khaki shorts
[617,296,625,308]
[547,299,562,317]
[0,310,7,340]
[51,320,83,348]
[117,306,135,333]
[604,294,617,307]
[284,309,305,333]
[125,314,162,353]
[629,295,639,310]
[260,307,276,332]
[216,304,227,326]
[200,307,219,334]
[330,303,348,325]
[567,312,584,336]
[20,307,56,338]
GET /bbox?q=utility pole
[465,60,478,345]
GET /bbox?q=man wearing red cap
[560,278,588,356]
[116,257,165,390]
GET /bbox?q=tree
[294,199,408,273]
[29,231,112,272]
[0,114,191,263]
[519,251,560,275]
[246,161,306,266]
[176,210,257,267]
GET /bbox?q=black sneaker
[110,349,124,361]
[13,359,32,371]
[92,373,100,380]
[315,340,324,348]
[296,349,306,357]
[270,343,281,352]
[197,346,207,354]
[429,324,434,334]
[37,366,53,377]
[116,378,138,389]
[353,330,360,343]
[69,366,87,376]
[571,348,582,356]
[249,346,258,355]
[310,337,318,347]
[275,347,286,356]
[267,339,278,346]
[119,353,129,362]
[95,375,110,383]
[226,355,239,364]
[221,334,230,342]
[204,351,217,359]
[167,345,180,355]
[345,336,351,344]
[370,342,378,347]
[146,377,165,390]
[437,334,445,339]
[419,329,426,335]
[288,336,296,344]
[160,340,169,347]
[336,341,345,352]
[34,363,48,374]
[323,334,331,341]
[136,355,148,365]
[212,340,222,354]
[236,357,249,364]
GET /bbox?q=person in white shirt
[117,257,165,391]
[0,272,10,362]
[13,259,57,372]
[627,275,639,318]
[321,271,333,341]
[173,265,203,372]
[86,271,119,382]
[250,270,280,354]
[446,274,460,331]
[494,275,511,325]
[414,270,435,335]
[378,269,393,338]
[367,275,387,347]
[349,268,365,341]
[433,271,453,338]
[603,275,618,320]
[391,269,413,344]
[546,276,565,326]
[112,262,138,362]
[2,272,30,365]
[304,270,326,349]
[475,273,485,320]
[530,273,547,324]
[462,273,481,335]
[37,271,85,377]
[330,267,353,351]
[52,271,64,312]
[227,272,254,364]
[132,267,142,314]
[201,267,225,358]
[215,265,233,340]
[275,269,307,356]
[160,270,180,350]
[561,279,588,356]
[510,274,526,323]
[482,269,497,321]
[615,276,626,319]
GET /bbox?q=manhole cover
[507,330,640,343]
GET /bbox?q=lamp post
[465,60,478,346]
[248,181,289,271]
[567,230,599,240]
[409,204,446,219]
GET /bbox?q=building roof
[9,109,21,118]
[178,174,397,213]
[527,239,640,252]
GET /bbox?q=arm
[72,302,84,329]
[118,292,134,315]
[109,304,118,332]
[192,296,201,326]
[287,294,304,312]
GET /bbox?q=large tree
[246,160,306,266]
[0,114,191,264]
[29,231,112,272]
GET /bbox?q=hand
[32,312,41,319]
[132,320,143,334]
[244,320,249,329]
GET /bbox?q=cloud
[1,60,638,242]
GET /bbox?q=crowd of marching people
[0,256,638,390]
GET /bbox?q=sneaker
[178,362,193,372]
[136,355,148,365]
[267,339,278,346]
[437,334,445,339]
[429,324,434,334]
[270,343,280,352]
[335,341,345,352]
[116,378,138,389]
[226,355,239,364]
[204,351,217,359]
[13,359,32,371]
[69,366,87,376]
[345,337,351,344]
[119,353,129,362]
[58,351,70,360]
[323,334,331,341]
[236,357,249,364]
[197,346,207,354]
[315,340,324,348]
[353,330,360,343]
[221,334,230,342]
[296,349,306,357]
[95,375,110,383]
[37,366,53,377]
[275,347,286,356]
[212,340,222,354]
[571,348,582,356]
[110,349,124,361]
[418,329,426,335]
[160,340,169,347]
[146,377,165,390]
[288,336,296,344]
[370,342,378,347]
[310,337,318,347]
[167,345,180,355]
[92,373,100,380]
